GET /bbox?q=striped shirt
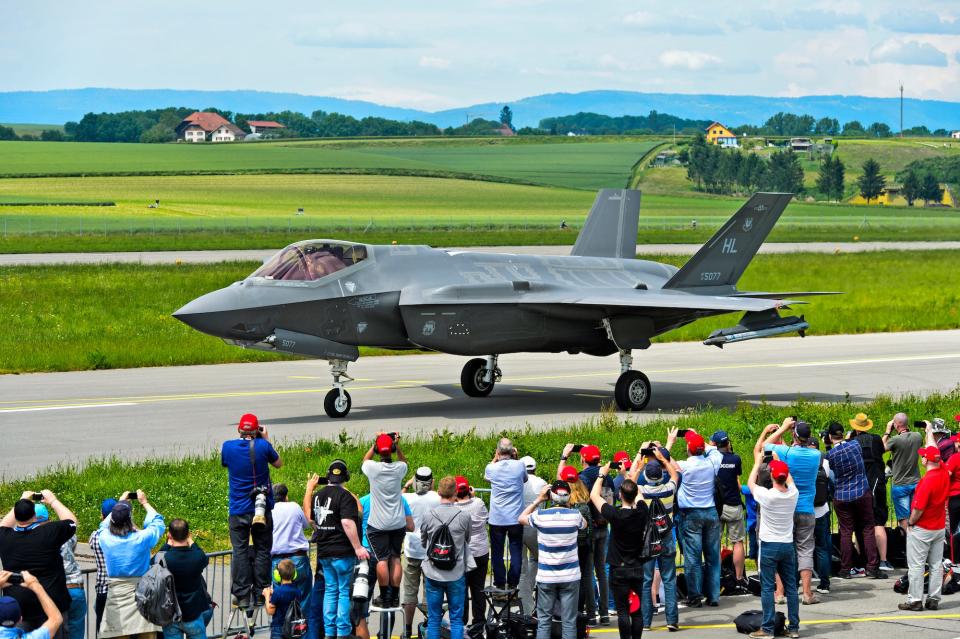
[88,528,108,595]
[639,479,677,515]
[528,507,585,584]
[826,440,868,503]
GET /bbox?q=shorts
[870,477,888,527]
[367,526,405,561]
[793,513,815,572]
[891,483,917,522]
[402,557,424,605]
[720,504,746,543]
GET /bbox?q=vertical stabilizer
[571,189,641,259]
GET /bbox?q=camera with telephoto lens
[352,560,370,601]
[251,485,270,528]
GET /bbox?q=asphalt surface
[2,330,959,478]
[2,241,959,265]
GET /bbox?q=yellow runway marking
[514,388,547,393]
[587,612,960,632]
[574,393,608,399]
[396,380,430,384]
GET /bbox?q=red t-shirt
[912,466,950,530]
[947,455,960,497]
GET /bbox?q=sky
[3,0,960,110]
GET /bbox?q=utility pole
[899,83,904,138]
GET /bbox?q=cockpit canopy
[251,241,368,282]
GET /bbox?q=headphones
[273,566,299,583]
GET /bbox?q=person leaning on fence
[97,491,166,639]
[420,476,473,639]
[401,467,440,639]
[484,438,527,595]
[519,480,585,639]
[454,476,490,628]
[153,518,211,639]
[0,570,63,639]
[89,499,117,632]
[264,559,299,639]
[518,456,547,614]
[270,484,313,610]
[221,413,282,610]
[0,490,78,636]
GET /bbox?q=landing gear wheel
[324,389,352,418]
[461,358,496,397]
[614,371,651,411]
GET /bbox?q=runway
[1,240,956,266]
[2,330,959,477]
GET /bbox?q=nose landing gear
[613,349,651,411]
[323,359,354,418]
[461,355,501,397]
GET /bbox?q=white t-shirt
[362,459,409,530]
[271,501,311,554]
[752,483,799,544]
[523,473,548,507]
[404,490,441,560]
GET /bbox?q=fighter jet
[174,190,833,418]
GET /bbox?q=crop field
[2,389,957,546]
[1,123,64,136]
[1,250,957,374]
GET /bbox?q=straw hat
[849,412,874,432]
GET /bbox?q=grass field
[2,123,64,136]
[1,250,957,374]
[2,389,956,547]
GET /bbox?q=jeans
[320,556,355,637]
[891,483,917,522]
[610,562,645,639]
[535,580,580,639]
[907,526,945,603]
[464,554,489,625]
[425,577,465,639]
[162,614,208,639]
[65,587,86,639]
[641,538,678,627]
[759,541,799,634]
[307,562,326,639]
[835,492,878,571]
[272,554,313,610]
[577,542,594,615]
[229,511,274,601]
[490,524,524,588]
[679,507,720,603]
[519,525,539,613]
[94,592,106,634]
[814,512,832,590]
[591,527,609,617]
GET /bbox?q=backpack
[282,598,307,639]
[426,510,458,571]
[641,496,670,559]
[813,454,830,507]
[136,551,181,626]
[573,502,593,544]
[734,610,785,636]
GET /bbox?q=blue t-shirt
[741,486,757,530]
[358,494,411,549]
[484,459,528,526]
[221,438,280,516]
[766,444,821,514]
[0,627,49,639]
[270,583,299,630]
[716,451,743,507]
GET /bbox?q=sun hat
[849,413,873,432]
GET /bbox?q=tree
[920,173,944,206]
[140,123,174,143]
[765,150,804,194]
[814,117,840,136]
[0,125,18,140]
[868,122,892,138]
[900,170,920,206]
[686,133,710,190]
[829,156,846,201]
[857,158,885,204]
[816,155,835,199]
[499,106,513,130]
[40,129,65,141]
[841,120,864,136]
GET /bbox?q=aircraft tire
[461,358,495,397]
[614,371,651,411]
[324,389,352,418]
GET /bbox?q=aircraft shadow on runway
[261,380,870,426]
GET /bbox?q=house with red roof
[175,111,245,142]
[247,120,285,135]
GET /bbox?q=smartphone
[31,493,43,502]
[316,477,329,486]
[676,429,690,437]
[914,421,928,429]
[762,451,773,464]
[609,461,621,470]
[640,447,654,457]
[7,572,23,585]
[571,444,583,453]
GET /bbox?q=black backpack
[573,502,593,544]
[734,610,785,636]
[427,510,458,571]
[136,551,181,627]
[282,598,307,639]
[813,454,830,507]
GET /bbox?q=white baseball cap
[519,455,536,471]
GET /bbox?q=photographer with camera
[0,491,77,635]
[484,438,527,595]
[883,414,923,536]
[361,432,411,609]
[0,570,63,639]
[221,413,282,609]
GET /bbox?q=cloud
[868,39,948,66]
[657,50,721,70]
[749,9,865,31]
[418,56,451,70]
[623,11,720,35]
[293,23,419,48]
[877,10,960,34]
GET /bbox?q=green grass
[2,123,64,136]
[1,250,958,374]
[3,389,957,548]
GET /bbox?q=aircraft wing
[729,291,842,299]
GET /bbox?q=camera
[676,429,691,437]
[352,560,370,601]
[609,461,621,470]
[31,493,43,502]
[762,451,773,464]
[7,572,23,585]
[571,444,583,453]
[640,447,654,457]
[914,421,928,430]
[387,432,399,442]
[251,486,270,528]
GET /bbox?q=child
[265,559,301,639]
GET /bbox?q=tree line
[537,110,710,135]
[683,133,805,195]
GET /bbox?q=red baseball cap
[238,413,259,434]
[919,446,942,462]
[685,432,705,453]
[579,445,601,463]
[455,475,470,494]
[613,450,632,470]
[769,459,789,481]
[560,465,580,482]
[375,434,394,455]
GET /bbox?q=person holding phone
[883,413,923,536]
[0,570,64,639]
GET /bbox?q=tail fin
[663,192,792,290]
[571,189,640,259]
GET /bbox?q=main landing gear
[614,349,651,412]
[461,355,501,397]
[323,359,353,418]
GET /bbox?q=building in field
[789,137,814,152]
[247,120,285,134]
[952,131,960,139]
[175,111,245,142]
[705,121,738,147]
[849,183,955,207]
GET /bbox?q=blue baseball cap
[100,498,118,518]
[0,596,21,627]
[710,431,730,446]
[33,504,49,522]
[644,460,664,483]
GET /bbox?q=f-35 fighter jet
[174,190,832,418]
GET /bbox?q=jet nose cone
[173,286,247,338]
